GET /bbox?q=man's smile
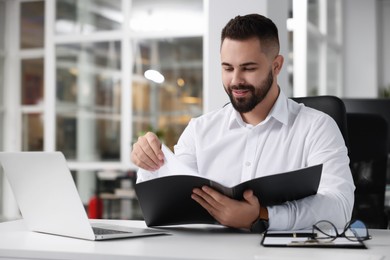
[232,89,250,98]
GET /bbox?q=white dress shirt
[137,90,355,230]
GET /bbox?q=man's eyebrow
[239,62,258,67]
[221,62,258,67]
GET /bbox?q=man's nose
[231,71,245,86]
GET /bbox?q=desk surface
[0,219,389,260]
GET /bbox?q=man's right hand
[131,132,164,171]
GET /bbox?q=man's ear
[272,55,284,75]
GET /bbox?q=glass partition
[132,37,203,149]
[307,34,320,96]
[20,1,45,153]
[326,0,342,96]
[20,1,45,49]
[327,0,341,42]
[0,1,5,51]
[52,0,203,220]
[21,59,44,105]
[22,113,44,151]
[55,0,122,34]
[0,1,5,217]
[56,41,122,161]
[0,113,2,150]
[327,47,340,95]
[295,0,343,96]
[0,58,3,150]
[0,58,3,109]
[130,0,203,33]
[308,0,320,29]
[21,58,44,151]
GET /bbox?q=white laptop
[0,152,168,240]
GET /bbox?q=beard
[225,69,274,113]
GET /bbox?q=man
[131,14,355,232]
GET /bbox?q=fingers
[243,190,259,207]
[192,186,224,212]
[145,132,164,161]
[192,188,261,228]
[131,132,164,171]
[243,190,261,226]
[192,187,223,219]
[191,189,214,216]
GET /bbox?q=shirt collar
[269,88,289,126]
[227,88,289,129]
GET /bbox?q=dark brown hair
[221,14,280,57]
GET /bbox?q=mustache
[230,85,255,91]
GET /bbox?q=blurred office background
[0,0,389,225]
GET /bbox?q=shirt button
[245,162,251,167]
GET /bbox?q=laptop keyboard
[92,227,132,235]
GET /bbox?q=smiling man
[131,14,355,233]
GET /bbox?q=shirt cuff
[267,204,290,230]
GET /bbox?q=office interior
[0,0,389,228]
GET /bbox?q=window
[20,1,45,151]
[0,0,5,150]
[21,58,44,151]
[55,0,122,34]
[56,41,122,161]
[132,37,203,149]
[54,0,203,165]
[0,55,3,150]
[292,0,343,96]
[0,0,5,219]
[1,0,203,217]
[52,0,203,206]
[20,1,45,49]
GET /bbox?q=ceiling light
[144,69,165,84]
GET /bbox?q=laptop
[0,152,168,240]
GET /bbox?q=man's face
[221,37,275,113]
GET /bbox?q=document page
[159,144,198,176]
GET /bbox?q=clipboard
[261,231,367,249]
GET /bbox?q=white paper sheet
[159,144,198,176]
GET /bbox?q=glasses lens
[313,221,338,242]
[348,220,369,241]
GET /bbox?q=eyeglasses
[312,219,372,242]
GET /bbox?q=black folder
[135,164,322,227]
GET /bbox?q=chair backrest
[343,98,390,153]
[292,96,349,148]
[347,113,389,229]
[292,97,389,228]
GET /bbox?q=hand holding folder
[135,145,323,227]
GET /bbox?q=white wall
[268,1,290,97]
[344,0,378,97]
[2,0,20,220]
[203,0,290,113]
[379,0,390,91]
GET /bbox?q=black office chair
[347,113,389,229]
[292,97,389,228]
[292,96,349,148]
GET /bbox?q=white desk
[0,219,389,260]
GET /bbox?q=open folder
[261,231,367,249]
[135,145,323,227]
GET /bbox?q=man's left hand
[191,186,260,229]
